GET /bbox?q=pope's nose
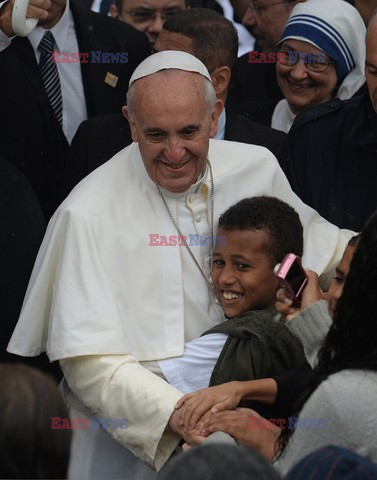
[164,145,186,164]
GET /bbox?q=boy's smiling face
[212,228,279,318]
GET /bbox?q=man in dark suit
[227,0,305,106]
[0,0,150,218]
[109,0,187,49]
[0,155,62,380]
[64,8,287,195]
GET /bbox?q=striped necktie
[38,31,63,126]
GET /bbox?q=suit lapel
[12,37,63,139]
[224,110,250,143]
[71,2,130,117]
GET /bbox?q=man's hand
[168,408,207,446]
[175,382,244,432]
[0,0,51,37]
[201,408,280,460]
[275,269,324,321]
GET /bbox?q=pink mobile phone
[274,254,308,306]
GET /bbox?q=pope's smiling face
[123,70,222,193]
[212,228,279,318]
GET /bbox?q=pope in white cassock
[8,51,353,479]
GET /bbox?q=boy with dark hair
[177,233,361,437]
[210,195,303,318]
[157,196,309,419]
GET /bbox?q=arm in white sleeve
[286,300,332,368]
[60,354,184,472]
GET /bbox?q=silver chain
[155,159,217,298]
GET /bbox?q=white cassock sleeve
[60,354,184,472]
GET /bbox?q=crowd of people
[1,0,377,478]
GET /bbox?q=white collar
[214,109,226,141]
[271,99,297,133]
[28,0,71,53]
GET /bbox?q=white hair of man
[126,51,218,119]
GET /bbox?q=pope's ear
[123,106,138,143]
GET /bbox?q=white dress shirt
[28,0,87,143]
[214,108,226,140]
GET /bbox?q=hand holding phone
[274,254,308,307]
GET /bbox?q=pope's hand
[175,382,244,432]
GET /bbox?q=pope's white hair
[126,70,217,121]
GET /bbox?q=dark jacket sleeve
[202,310,312,419]
[0,156,62,380]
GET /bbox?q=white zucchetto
[129,50,213,86]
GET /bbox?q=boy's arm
[175,378,279,432]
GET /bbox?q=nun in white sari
[271,0,366,133]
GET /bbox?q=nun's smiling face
[276,39,338,115]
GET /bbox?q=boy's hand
[275,269,324,321]
[201,407,280,460]
[175,382,243,432]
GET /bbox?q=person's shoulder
[226,110,286,142]
[326,369,377,390]
[292,96,364,131]
[58,143,136,213]
[209,138,279,175]
[303,370,377,437]
[314,370,377,410]
[209,138,276,158]
[78,113,127,132]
